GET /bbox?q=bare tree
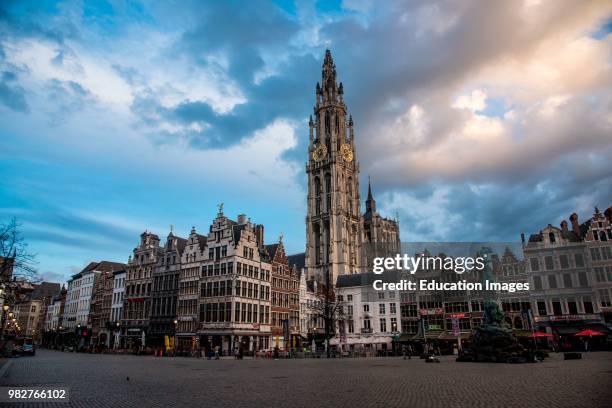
[0,218,38,282]
[308,269,344,357]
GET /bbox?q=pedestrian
[234,347,239,360]
[408,345,413,360]
[239,346,243,360]
[214,345,220,360]
[402,345,407,360]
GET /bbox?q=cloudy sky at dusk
[1,0,611,283]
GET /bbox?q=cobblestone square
[0,350,611,407]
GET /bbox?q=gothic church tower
[305,50,361,285]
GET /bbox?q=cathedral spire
[321,49,337,100]
[366,176,376,213]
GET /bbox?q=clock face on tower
[340,143,353,162]
[312,143,327,162]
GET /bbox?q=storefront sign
[420,308,444,316]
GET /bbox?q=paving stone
[0,350,610,407]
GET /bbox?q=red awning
[574,329,605,337]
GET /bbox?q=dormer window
[548,232,556,243]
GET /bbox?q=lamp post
[0,304,9,339]
[115,322,120,350]
[173,320,178,356]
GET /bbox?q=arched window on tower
[325,173,332,213]
[314,177,321,215]
[335,113,340,148]
[347,177,353,216]
[313,223,321,265]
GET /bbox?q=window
[378,292,385,300]
[578,272,588,287]
[567,300,578,315]
[559,254,569,269]
[401,304,417,318]
[390,303,396,314]
[590,248,601,261]
[363,319,371,331]
[380,318,387,332]
[363,304,369,313]
[595,267,606,283]
[575,253,584,267]
[530,258,539,271]
[552,301,562,316]
[534,275,543,291]
[337,295,343,302]
[379,303,386,314]
[583,298,594,314]
[390,317,397,332]
[347,295,353,301]
[548,275,557,289]
[348,320,354,333]
[537,301,547,316]
[563,274,572,288]
[598,289,611,308]
[401,320,418,334]
[545,256,554,270]
[347,305,353,315]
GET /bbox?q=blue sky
[1,0,611,284]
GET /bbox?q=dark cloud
[1,0,610,250]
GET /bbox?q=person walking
[402,345,407,360]
[407,345,413,360]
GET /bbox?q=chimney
[237,214,247,225]
[560,220,568,233]
[254,224,264,249]
[569,213,580,237]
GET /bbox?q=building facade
[584,207,612,325]
[123,232,161,349]
[149,231,185,347]
[176,227,207,351]
[198,210,272,355]
[267,239,300,350]
[110,270,125,348]
[525,222,599,335]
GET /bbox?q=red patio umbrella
[574,329,604,337]
[530,331,553,338]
